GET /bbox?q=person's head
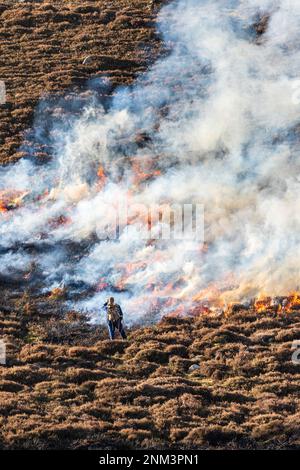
[108,297,115,306]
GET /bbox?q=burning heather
[1,0,300,323]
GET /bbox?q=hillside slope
[0,0,161,164]
[1,298,300,449]
[1,0,300,451]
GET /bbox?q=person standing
[102,297,127,340]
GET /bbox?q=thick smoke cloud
[1,0,300,323]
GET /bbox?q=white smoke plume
[1,0,300,323]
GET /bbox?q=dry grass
[0,0,299,450]
[1,293,300,449]
[0,0,162,164]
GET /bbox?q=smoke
[1,0,300,323]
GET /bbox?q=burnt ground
[1,292,300,450]
[0,0,300,451]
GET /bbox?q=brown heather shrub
[95,340,129,356]
[255,318,283,330]
[38,422,108,440]
[212,389,253,405]
[151,393,206,430]
[112,14,132,29]
[0,380,24,393]
[276,326,300,342]
[155,330,192,346]
[19,352,50,364]
[282,412,300,435]
[273,344,293,363]
[1,327,17,336]
[74,402,112,420]
[251,396,294,416]
[206,403,248,427]
[19,344,66,361]
[199,360,230,380]
[34,380,64,393]
[253,376,300,396]
[119,428,153,442]
[251,418,284,440]
[251,331,276,344]
[0,366,53,386]
[203,328,251,347]
[164,344,188,357]
[1,286,300,448]
[68,346,103,361]
[169,356,194,374]
[0,0,161,165]
[47,386,78,402]
[78,380,98,393]
[150,365,174,378]
[134,348,169,364]
[114,417,154,432]
[65,367,110,384]
[221,376,255,391]
[185,424,246,446]
[73,5,101,15]
[136,377,211,402]
[95,378,137,401]
[275,362,300,375]
[124,359,158,377]
[113,404,148,420]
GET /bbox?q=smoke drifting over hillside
[1,0,300,323]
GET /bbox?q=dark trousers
[107,319,127,340]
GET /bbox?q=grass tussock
[1,297,300,449]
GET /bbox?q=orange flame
[254,296,272,313]
[282,292,300,311]
[130,157,161,187]
[96,278,109,291]
[97,165,107,190]
[48,287,66,300]
[0,190,30,213]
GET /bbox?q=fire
[48,287,66,300]
[201,292,300,316]
[0,190,30,213]
[130,157,161,187]
[251,292,300,314]
[282,292,300,311]
[193,285,223,305]
[254,296,272,313]
[167,304,186,317]
[114,260,148,290]
[178,282,300,317]
[96,278,109,292]
[97,165,107,189]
